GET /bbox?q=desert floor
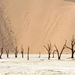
[0,54,75,75]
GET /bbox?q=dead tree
[27,46,29,60]
[44,42,52,60]
[39,52,41,58]
[14,47,18,58]
[21,45,24,58]
[54,42,66,60]
[65,36,75,58]
[5,50,9,58]
[0,47,3,59]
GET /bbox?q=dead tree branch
[27,46,29,60]
[14,47,18,58]
[65,36,75,58]
[44,42,52,60]
[54,41,66,60]
[0,47,3,59]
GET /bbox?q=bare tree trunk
[21,51,23,58]
[27,47,29,60]
[65,36,75,58]
[22,52,23,58]
[15,47,18,58]
[39,52,41,58]
[53,52,54,58]
[21,45,24,58]
[0,55,2,59]
[15,54,17,58]
[6,50,9,58]
[57,52,60,60]
[0,47,3,59]
[71,50,74,58]
[44,42,52,60]
[54,42,66,60]
[6,52,9,58]
[58,56,60,60]
[57,51,60,60]
[48,52,50,60]
[7,54,9,58]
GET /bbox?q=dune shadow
[64,0,75,2]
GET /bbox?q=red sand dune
[0,0,75,54]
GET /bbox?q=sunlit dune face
[0,0,75,54]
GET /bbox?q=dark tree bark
[39,52,41,58]
[21,51,23,58]
[27,47,29,60]
[44,42,52,60]
[21,45,24,58]
[6,50,9,58]
[48,51,50,60]
[15,47,18,58]
[0,47,3,59]
[54,42,66,60]
[71,51,74,58]
[65,36,75,58]
[0,55,1,59]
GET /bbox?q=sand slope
[0,0,75,53]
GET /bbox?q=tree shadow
[64,0,75,2]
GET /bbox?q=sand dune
[0,0,75,53]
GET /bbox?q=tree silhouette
[54,42,66,60]
[21,45,24,58]
[5,49,9,58]
[39,52,41,58]
[27,46,29,60]
[65,36,75,58]
[14,47,18,58]
[44,42,52,60]
[0,47,3,59]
